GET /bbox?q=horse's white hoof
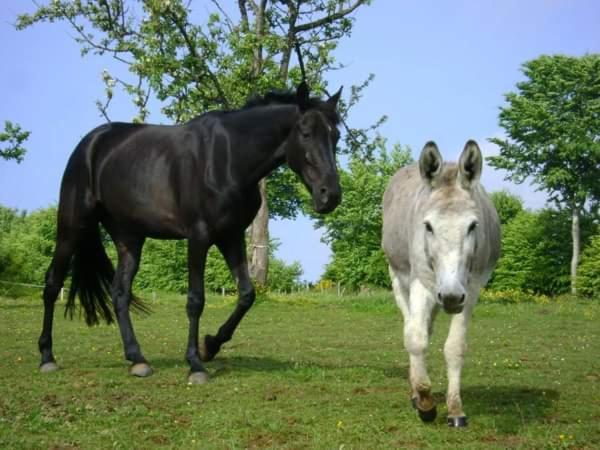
[187,371,209,384]
[40,362,59,373]
[129,363,153,377]
[447,416,468,427]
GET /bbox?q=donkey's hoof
[129,363,153,377]
[447,416,468,427]
[418,405,437,423]
[187,371,209,385]
[40,362,59,373]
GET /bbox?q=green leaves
[488,54,600,208]
[314,142,413,290]
[0,121,30,163]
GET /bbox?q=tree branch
[294,0,367,32]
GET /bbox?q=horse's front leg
[405,279,438,422]
[444,300,474,427]
[200,232,255,362]
[186,238,209,384]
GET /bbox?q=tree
[577,233,600,298]
[488,54,600,294]
[16,0,372,286]
[0,121,30,163]
[489,190,524,225]
[314,140,412,290]
[489,208,597,295]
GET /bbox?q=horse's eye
[424,221,433,234]
[468,221,478,234]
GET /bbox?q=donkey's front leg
[405,279,438,422]
[444,303,474,427]
[186,238,209,384]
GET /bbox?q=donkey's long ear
[327,86,343,108]
[419,141,443,187]
[458,140,483,188]
[297,81,310,112]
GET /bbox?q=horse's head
[286,82,343,214]
[418,140,484,314]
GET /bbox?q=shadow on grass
[461,385,559,433]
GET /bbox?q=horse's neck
[231,105,298,185]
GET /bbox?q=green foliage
[0,206,56,284]
[479,288,551,305]
[577,234,600,298]
[0,205,302,293]
[489,208,596,295]
[0,121,30,163]
[488,54,600,208]
[315,142,413,289]
[489,189,524,225]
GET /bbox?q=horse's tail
[65,220,149,326]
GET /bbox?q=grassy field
[1,291,599,449]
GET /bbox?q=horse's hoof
[40,362,59,373]
[418,405,437,423]
[129,363,153,377]
[447,416,468,427]
[187,371,209,385]
[199,335,217,362]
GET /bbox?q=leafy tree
[16,0,373,286]
[314,140,412,290]
[488,54,600,293]
[490,208,596,295]
[0,121,30,163]
[577,233,600,298]
[489,190,524,225]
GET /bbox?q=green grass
[1,292,599,449]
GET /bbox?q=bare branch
[294,0,367,32]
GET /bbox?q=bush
[577,234,600,298]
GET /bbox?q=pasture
[1,292,598,449]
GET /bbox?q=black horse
[39,82,342,383]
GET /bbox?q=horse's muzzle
[313,185,341,213]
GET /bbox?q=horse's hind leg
[200,233,255,363]
[39,234,76,372]
[110,235,150,376]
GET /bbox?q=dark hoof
[40,362,59,373]
[187,371,209,385]
[447,416,468,427]
[418,405,437,423]
[129,363,153,377]
[411,397,437,423]
[199,335,219,362]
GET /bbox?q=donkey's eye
[301,131,311,140]
[467,221,478,234]
[424,221,434,233]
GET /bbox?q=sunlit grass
[1,292,599,449]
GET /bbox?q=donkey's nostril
[460,294,465,304]
[437,292,442,301]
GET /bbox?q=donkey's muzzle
[438,291,466,315]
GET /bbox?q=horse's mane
[242,89,340,124]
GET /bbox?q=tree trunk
[250,178,269,285]
[570,204,581,295]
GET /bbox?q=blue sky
[1,0,599,282]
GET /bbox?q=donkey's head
[418,140,484,314]
[286,82,343,214]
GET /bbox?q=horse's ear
[296,81,310,112]
[327,86,343,108]
[458,140,483,188]
[419,141,443,187]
